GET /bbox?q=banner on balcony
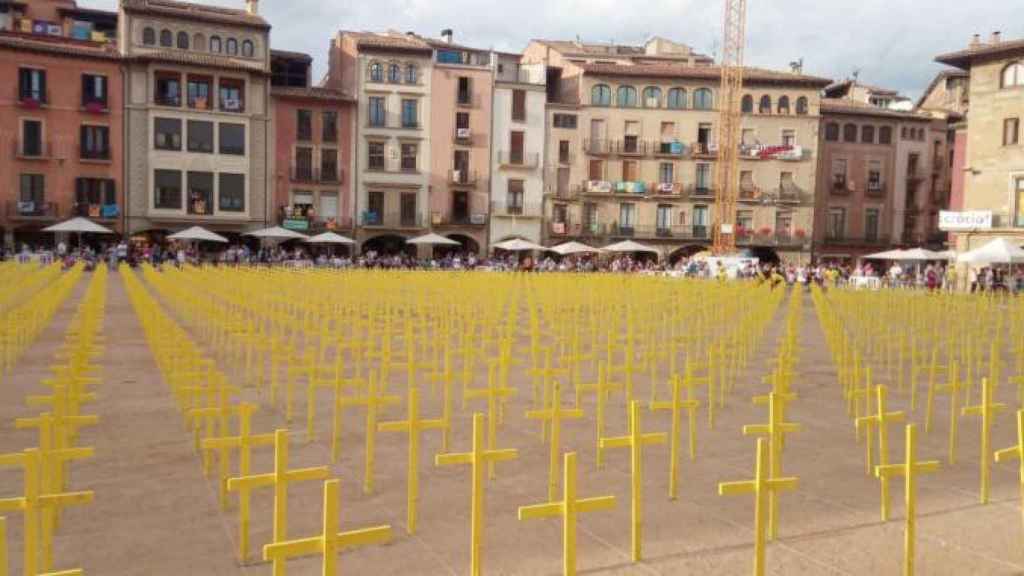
[939,210,992,231]
[282,218,310,231]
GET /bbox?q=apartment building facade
[0,0,123,246]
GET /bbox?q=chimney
[991,31,1002,44]
[245,0,258,15]
[441,29,453,44]
[970,33,982,47]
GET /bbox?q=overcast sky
[94,0,1022,99]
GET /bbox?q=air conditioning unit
[457,128,471,139]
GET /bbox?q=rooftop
[820,98,932,121]
[0,30,120,61]
[579,62,832,88]
[128,48,267,72]
[271,85,354,103]
[824,79,903,98]
[270,48,312,62]
[121,0,270,30]
[936,35,1024,69]
[915,69,969,110]
[341,31,433,53]
[533,37,713,63]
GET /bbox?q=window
[159,29,172,47]
[368,142,385,170]
[401,99,418,128]
[507,179,524,215]
[1004,118,1020,146]
[510,131,525,163]
[75,178,116,209]
[20,120,42,157]
[1016,177,1024,227]
[401,143,418,171]
[19,68,46,103]
[457,77,472,105]
[219,173,245,212]
[616,85,637,107]
[512,89,526,121]
[143,27,155,45]
[154,169,181,209]
[868,160,883,192]
[667,88,687,109]
[368,97,386,127]
[366,191,384,222]
[369,63,383,82]
[81,74,107,108]
[155,72,181,106]
[187,75,211,109]
[659,162,674,184]
[843,124,857,143]
[642,86,661,108]
[696,163,712,190]
[320,193,338,220]
[741,94,753,113]
[827,207,846,240]
[1002,62,1024,88]
[242,40,254,58]
[219,123,245,155]
[225,38,238,55]
[19,174,44,206]
[591,84,611,106]
[558,140,570,163]
[741,128,756,147]
[154,118,182,150]
[176,31,189,50]
[187,171,213,215]
[657,205,672,232]
[693,88,713,110]
[193,33,206,51]
[210,36,222,53]
[218,78,245,112]
[323,111,338,142]
[796,97,808,115]
[758,95,771,114]
[388,64,401,83]
[865,208,880,241]
[553,114,577,129]
[778,96,790,114]
[879,126,892,145]
[405,64,418,84]
[831,159,847,189]
[456,111,470,131]
[79,125,110,160]
[400,193,417,226]
[296,109,312,141]
[619,203,636,229]
[185,120,213,153]
[736,209,753,231]
[294,147,313,180]
[782,129,796,147]
[861,125,875,144]
[825,123,839,141]
[622,159,638,181]
[588,159,604,181]
[321,148,339,182]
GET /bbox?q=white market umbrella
[862,248,906,260]
[897,248,947,261]
[957,237,1024,264]
[304,231,355,245]
[493,238,545,252]
[44,217,114,235]
[406,233,459,246]
[167,226,228,243]
[243,226,309,240]
[603,240,660,254]
[549,241,603,256]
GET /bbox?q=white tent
[603,240,660,254]
[243,226,309,240]
[898,247,948,261]
[406,233,459,246]
[167,226,228,243]
[957,237,1024,264]
[43,217,114,235]
[549,241,603,256]
[304,231,356,245]
[863,248,906,260]
[493,238,545,252]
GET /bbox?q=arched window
[741,94,753,113]
[758,95,772,114]
[405,64,418,84]
[616,85,637,107]
[1002,62,1024,88]
[176,31,189,50]
[388,64,401,83]
[192,33,206,51]
[667,88,687,109]
[795,96,808,115]
[879,126,893,144]
[159,29,172,47]
[825,122,839,141]
[142,27,155,45]
[369,62,383,82]
[591,84,611,106]
[242,40,254,57]
[210,36,222,53]
[777,95,790,114]
[861,125,875,143]
[641,86,662,108]
[693,88,713,110]
[226,38,238,55]
[843,123,858,142]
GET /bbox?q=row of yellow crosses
[1,264,106,576]
[121,265,802,575]
[813,286,1024,576]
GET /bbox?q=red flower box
[19,98,41,109]
[84,101,106,113]
[757,227,773,236]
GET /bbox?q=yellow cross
[465,360,517,479]
[875,424,940,576]
[598,400,666,562]
[650,372,699,500]
[526,381,584,501]
[855,385,905,520]
[529,347,568,438]
[226,429,329,576]
[378,387,446,534]
[263,478,392,575]
[718,438,798,576]
[577,361,622,469]
[436,413,518,576]
[742,392,800,541]
[962,377,1006,504]
[995,409,1024,529]
[518,452,616,576]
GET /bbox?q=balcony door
[452,191,469,222]
[509,131,524,164]
[590,119,605,143]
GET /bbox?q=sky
[92,0,1022,100]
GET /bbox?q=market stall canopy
[243,226,309,240]
[492,238,545,252]
[549,241,603,256]
[406,233,460,246]
[602,240,660,254]
[862,248,906,260]
[956,237,1024,264]
[304,231,356,244]
[43,217,114,234]
[898,247,949,261]
[167,226,228,243]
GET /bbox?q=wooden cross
[875,424,940,576]
[518,452,616,576]
[263,478,392,575]
[598,400,666,562]
[226,429,329,576]
[855,385,905,520]
[650,372,699,500]
[962,377,1006,504]
[576,361,621,469]
[435,413,518,576]
[465,360,517,479]
[0,449,93,576]
[378,387,446,534]
[743,392,800,541]
[718,438,798,576]
[526,382,584,501]
[995,409,1024,530]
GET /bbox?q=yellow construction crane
[712,0,747,255]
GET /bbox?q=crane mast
[712,0,747,255]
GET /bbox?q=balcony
[456,92,480,108]
[865,182,887,198]
[453,126,473,144]
[736,231,808,248]
[497,151,539,168]
[448,169,479,187]
[556,152,576,165]
[290,164,316,183]
[7,200,59,220]
[692,142,717,158]
[491,201,543,218]
[279,206,353,233]
[686,184,716,200]
[320,166,343,184]
[653,141,686,158]
[573,222,712,241]
[740,186,806,205]
[651,182,683,196]
[359,211,428,229]
[906,168,926,183]
[823,235,892,247]
[435,211,488,227]
[831,179,851,195]
[79,146,111,162]
[17,90,48,109]
[154,94,181,107]
[582,138,613,156]
[616,139,650,156]
[13,140,51,160]
[73,203,119,220]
